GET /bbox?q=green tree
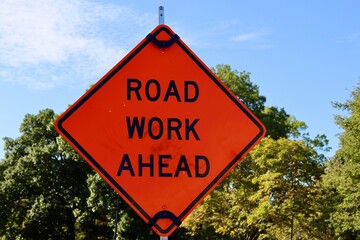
[0,109,91,239]
[183,137,327,239]
[323,82,360,239]
[213,64,265,116]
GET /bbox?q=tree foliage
[0,109,91,239]
[183,137,327,239]
[323,82,360,239]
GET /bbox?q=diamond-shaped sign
[55,25,266,237]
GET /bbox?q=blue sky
[0,0,359,159]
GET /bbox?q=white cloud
[0,0,155,89]
[232,31,267,43]
[231,30,273,49]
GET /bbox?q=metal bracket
[148,210,182,227]
[146,32,179,48]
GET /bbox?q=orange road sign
[55,25,266,237]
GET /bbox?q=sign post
[159,7,166,240]
[159,6,164,25]
[55,8,265,238]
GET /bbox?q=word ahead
[116,154,210,177]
